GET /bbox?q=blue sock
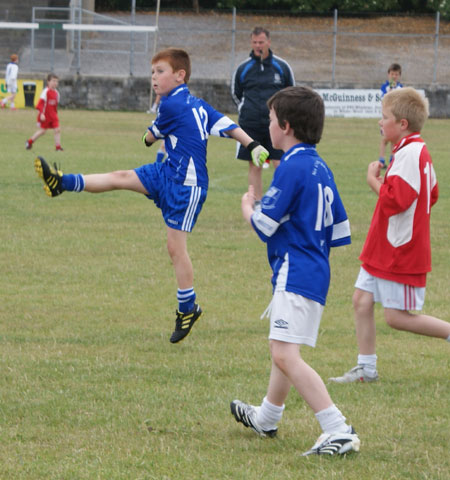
[61,174,85,192]
[378,157,385,165]
[177,287,196,313]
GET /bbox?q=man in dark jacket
[231,27,295,201]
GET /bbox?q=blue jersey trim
[240,59,257,83]
[270,58,285,79]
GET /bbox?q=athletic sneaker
[55,145,64,151]
[170,303,202,343]
[25,139,33,150]
[230,400,277,438]
[329,365,378,384]
[302,427,360,456]
[34,156,64,197]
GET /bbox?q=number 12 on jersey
[192,107,209,140]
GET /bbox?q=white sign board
[316,89,382,118]
[316,88,426,118]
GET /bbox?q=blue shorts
[135,162,207,232]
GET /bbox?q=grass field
[0,108,449,480]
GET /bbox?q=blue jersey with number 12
[251,144,351,305]
[149,84,237,189]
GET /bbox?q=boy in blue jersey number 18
[34,48,269,344]
[230,86,361,456]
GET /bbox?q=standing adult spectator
[231,27,295,201]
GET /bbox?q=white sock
[358,354,377,376]
[315,404,351,434]
[446,335,450,342]
[256,396,284,430]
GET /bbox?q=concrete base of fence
[35,74,450,118]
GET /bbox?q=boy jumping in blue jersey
[230,86,360,456]
[34,48,269,344]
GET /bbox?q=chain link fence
[3,7,450,86]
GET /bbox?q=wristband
[247,140,260,152]
[142,131,153,147]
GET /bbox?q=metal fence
[3,7,450,86]
[25,6,157,76]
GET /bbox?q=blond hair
[10,54,18,62]
[382,87,429,132]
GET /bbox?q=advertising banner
[0,79,44,108]
[316,88,426,118]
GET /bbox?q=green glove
[247,141,269,167]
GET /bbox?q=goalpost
[0,0,161,111]
[0,23,158,32]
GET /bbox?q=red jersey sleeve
[378,174,418,218]
[36,98,45,114]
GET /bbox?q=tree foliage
[94,0,450,19]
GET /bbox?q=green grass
[0,108,449,479]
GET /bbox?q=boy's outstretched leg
[34,156,65,197]
[384,309,450,339]
[35,156,148,197]
[166,227,202,343]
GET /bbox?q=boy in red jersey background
[26,73,63,151]
[330,87,450,384]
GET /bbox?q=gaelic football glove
[142,131,153,147]
[247,141,269,167]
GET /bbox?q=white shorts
[7,81,17,94]
[262,290,323,347]
[355,267,425,311]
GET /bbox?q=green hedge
[94,0,450,18]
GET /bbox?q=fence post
[31,7,35,70]
[148,0,161,112]
[76,4,81,74]
[433,11,440,84]
[130,0,136,76]
[69,1,75,52]
[51,28,55,72]
[230,7,236,79]
[332,9,337,86]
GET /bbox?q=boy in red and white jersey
[330,87,450,384]
[26,73,63,151]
